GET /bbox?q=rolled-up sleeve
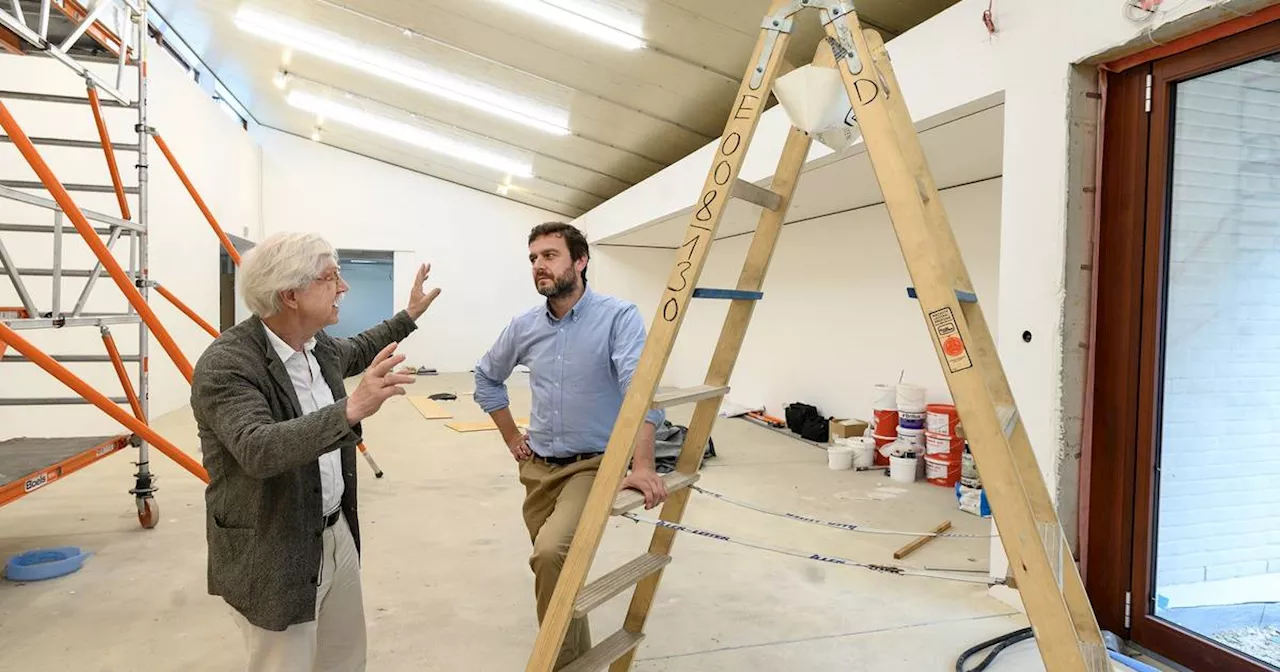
[611,305,665,428]
[474,318,520,414]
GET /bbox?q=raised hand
[346,342,415,425]
[406,263,442,320]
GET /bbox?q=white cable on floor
[690,485,996,538]
[621,512,999,586]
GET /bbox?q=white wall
[593,179,1002,421]
[0,44,261,440]
[253,128,562,374]
[577,0,1265,587]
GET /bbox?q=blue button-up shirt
[474,288,664,458]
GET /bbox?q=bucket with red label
[927,403,961,437]
[925,431,964,458]
[926,454,961,487]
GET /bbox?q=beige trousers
[230,513,366,672]
[519,455,602,670]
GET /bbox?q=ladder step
[613,471,700,515]
[0,180,139,194]
[0,223,113,235]
[731,178,783,211]
[559,630,645,672]
[692,288,763,301]
[0,135,140,151]
[574,553,671,618]
[652,385,729,409]
[0,268,96,277]
[0,90,137,108]
[906,286,978,303]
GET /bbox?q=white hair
[238,232,338,318]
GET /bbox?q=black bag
[785,402,829,443]
[650,420,715,474]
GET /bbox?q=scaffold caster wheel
[137,496,159,530]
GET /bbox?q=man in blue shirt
[474,222,668,668]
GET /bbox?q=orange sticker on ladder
[929,307,973,373]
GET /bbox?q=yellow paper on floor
[445,418,529,433]
[408,397,453,420]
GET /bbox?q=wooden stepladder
[526,2,1110,671]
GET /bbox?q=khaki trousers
[230,513,366,672]
[519,454,602,670]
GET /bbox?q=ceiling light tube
[499,0,646,50]
[235,6,571,135]
[287,90,535,178]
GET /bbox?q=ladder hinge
[1124,590,1131,628]
[1144,74,1152,113]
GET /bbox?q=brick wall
[1155,56,1280,589]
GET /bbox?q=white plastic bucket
[873,384,896,411]
[896,383,926,410]
[898,409,926,430]
[828,445,854,470]
[897,426,926,450]
[890,455,918,483]
[852,437,875,468]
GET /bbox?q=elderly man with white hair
[191,232,439,672]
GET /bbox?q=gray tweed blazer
[190,310,417,631]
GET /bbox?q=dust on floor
[0,372,1051,670]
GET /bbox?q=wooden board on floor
[408,397,454,420]
[445,418,529,433]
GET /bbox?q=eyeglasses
[315,270,344,285]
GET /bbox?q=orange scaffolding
[1,1,384,529]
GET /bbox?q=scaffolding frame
[0,0,207,528]
[0,1,387,524]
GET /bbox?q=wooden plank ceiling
[149,0,960,217]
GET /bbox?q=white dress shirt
[263,324,344,516]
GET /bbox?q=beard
[536,266,579,298]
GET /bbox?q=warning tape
[690,485,996,539]
[621,513,999,586]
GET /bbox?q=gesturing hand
[406,263,442,320]
[507,432,533,462]
[346,342,415,425]
[620,468,669,510]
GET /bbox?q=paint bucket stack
[870,384,897,467]
[924,403,964,487]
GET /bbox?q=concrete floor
[0,372,1059,670]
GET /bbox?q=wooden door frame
[1086,17,1280,672]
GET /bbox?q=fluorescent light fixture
[235,6,571,135]
[498,0,646,50]
[287,90,535,178]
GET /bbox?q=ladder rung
[906,287,978,303]
[0,223,113,235]
[731,178,783,211]
[692,288,763,301]
[0,90,137,108]
[0,180,139,194]
[613,471,700,515]
[559,630,645,672]
[574,553,671,618]
[2,354,139,363]
[0,135,140,151]
[652,385,729,409]
[0,267,96,277]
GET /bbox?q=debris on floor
[1212,625,1280,667]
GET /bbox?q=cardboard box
[829,418,868,439]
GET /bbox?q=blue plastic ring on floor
[4,546,91,582]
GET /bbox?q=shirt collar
[262,322,316,361]
[545,286,594,324]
